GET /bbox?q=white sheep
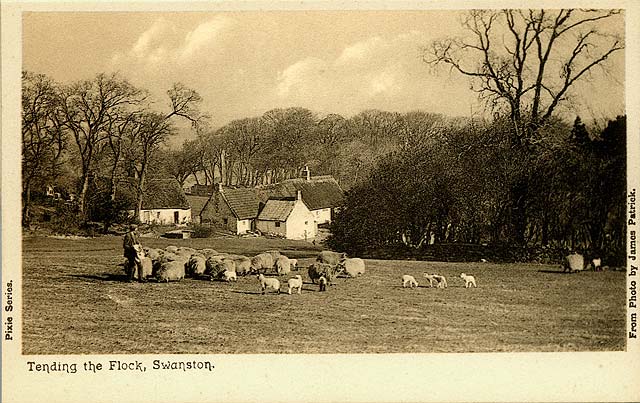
[422,273,437,287]
[287,275,303,295]
[223,270,237,282]
[402,274,418,288]
[318,276,327,292]
[257,273,280,295]
[460,273,477,288]
[155,260,185,282]
[563,253,585,273]
[338,258,365,278]
[274,255,292,276]
[592,258,603,272]
[251,253,274,274]
[432,274,448,289]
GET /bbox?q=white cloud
[178,16,234,62]
[273,31,473,116]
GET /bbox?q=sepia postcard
[2,0,639,402]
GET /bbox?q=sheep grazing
[422,273,437,287]
[318,276,327,292]
[223,270,237,282]
[460,273,477,288]
[155,260,186,282]
[402,275,418,288]
[432,274,448,289]
[316,250,347,266]
[563,253,585,273]
[143,247,161,261]
[175,247,196,257]
[250,253,275,274]
[231,255,251,276]
[287,275,303,295]
[308,263,337,285]
[337,258,365,278]
[186,255,207,277]
[257,274,280,295]
[274,255,292,276]
[164,245,178,254]
[289,259,298,271]
[206,258,236,281]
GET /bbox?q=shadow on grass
[229,290,264,295]
[538,270,570,274]
[70,273,131,283]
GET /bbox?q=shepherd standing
[123,224,145,283]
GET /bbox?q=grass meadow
[22,235,626,354]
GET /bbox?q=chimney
[303,165,310,181]
[217,182,223,192]
[296,190,302,201]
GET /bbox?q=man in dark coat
[123,224,145,282]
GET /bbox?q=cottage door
[174,211,179,224]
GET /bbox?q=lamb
[402,275,418,288]
[223,270,237,282]
[432,274,448,289]
[422,273,437,287]
[257,273,280,295]
[186,255,207,277]
[563,253,585,273]
[460,273,477,288]
[337,258,365,278]
[155,260,185,282]
[250,253,274,274]
[318,276,327,292]
[274,255,292,276]
[287,275,303,295]
[308,263,337,285]
[592,258,603,272]
[316,250,347,266]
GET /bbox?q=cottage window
[223,218,228,225]
[275,221,281,228]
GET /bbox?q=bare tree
[125,83,203,218]
[58,73,145,216]
[21,71,66,225]
[426,9,624,145]
[425,9,624,244]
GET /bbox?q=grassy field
[22,235,626,354]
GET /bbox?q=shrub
[191,224,214,238]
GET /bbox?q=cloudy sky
[23,10,625,144]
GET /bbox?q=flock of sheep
[123,247,602,295]
[124,247,366,294]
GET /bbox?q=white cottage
[255,192,317,240]
[119,178,192,225]
[255,169,344,226]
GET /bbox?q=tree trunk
[22,182,32,226]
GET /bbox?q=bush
[191,224,214,238]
